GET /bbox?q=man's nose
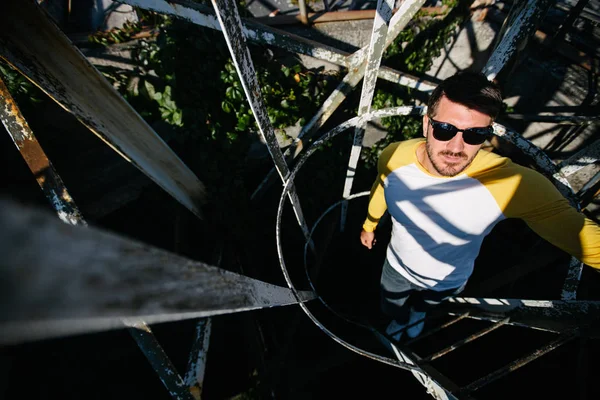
[446,131,465,152]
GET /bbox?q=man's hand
[360,230,376,249]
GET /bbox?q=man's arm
[508,168,600,268]
[361,144,397,248]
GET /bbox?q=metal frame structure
[1,0,599,399]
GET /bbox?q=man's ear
[422,114,428,138]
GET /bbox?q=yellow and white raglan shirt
[363,138,600,291]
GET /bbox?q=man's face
[421,96,493,177]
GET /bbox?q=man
[360,71,600,342]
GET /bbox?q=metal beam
[0,198,315,345]
[0,0,205,218]
[184,318,212,399]
[340,0,395,232]
[557,138,600,178]
[209,0,312,243]
[120,0,434,90]
[483,0,553,80]
[252,0,429,201]
[445,297,600,333]
[0,77,86,226]
[126,320,197,400]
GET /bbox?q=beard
[426,141,477,177]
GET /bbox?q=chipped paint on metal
[561,257,583,300]
[184,318,212,399]
[296,0,426,145]
[210,0,313,241]
[0,77,86,226]
[483,0,552,80]
[0,0,205,219]
[122,0,350,67]
[0,198,317,345]
[123,0,221,30]
[341,0,395,230]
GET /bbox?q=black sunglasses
[428,117,493,145]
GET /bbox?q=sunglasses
[428,117,493,145]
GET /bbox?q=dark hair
[427,71,503,120]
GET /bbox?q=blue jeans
[380,258,465,324]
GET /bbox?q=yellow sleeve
[362,142,400,232]
[506,168,600,269]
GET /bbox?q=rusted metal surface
[184,318,212,400]
[210,0,312,242]
[457,329,579,396]
[341,0,395,231]
[0,77,86,226]
[422,318,510,362]
[125,320,196,400]
[0,0,205,218]
[0,198,315,345]
[483,0,553,80]
[1,73,191,398]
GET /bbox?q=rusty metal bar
[340,0,395,232]
[422,318,510,362]
[483,0,553,80]
[0,77,86,226]
[0,198,315,345]
[126,320,196,400]
[404,312,470,346]
[184,318,212,399]
[210,0,313,243]
[457,329,579,396]
[1,73,193,399]
[0,0,205,218]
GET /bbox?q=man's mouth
[439,151,466,163]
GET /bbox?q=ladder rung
[404,312,471,346]
[457,329,579,396]
[422,318,510,362]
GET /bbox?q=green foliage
[0,60,44,105]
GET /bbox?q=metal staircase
[1,0,599,398]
